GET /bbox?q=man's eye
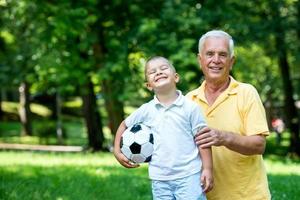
[206,52,214,57]
[220,53,228,57]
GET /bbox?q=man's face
[198,37,234,83]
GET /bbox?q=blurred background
[0,0,299,156]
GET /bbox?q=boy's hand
[201,168,213,193]
[114,151,140,168]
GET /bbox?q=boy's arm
[114,120,139,168]
[199,146,213,193]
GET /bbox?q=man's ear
[197,53,202,69]
[230,56,235,70]
[145,82,153,91]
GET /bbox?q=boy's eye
[148,70,155,74]
[161,65,169,70]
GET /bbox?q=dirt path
[0,143,83,152]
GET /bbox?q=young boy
[114,56,213,200]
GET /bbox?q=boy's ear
[175,73,180,83]
[145,82,153,91]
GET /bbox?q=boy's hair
[198,30,235,58]
[144,56,176,80]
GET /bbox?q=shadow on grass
[268,174,300,200]
[0,165,152,200]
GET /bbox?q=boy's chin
[154,84,176,93]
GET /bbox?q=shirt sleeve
[242,85,269,136]
[124,103,148,128]
[189,102,207,136]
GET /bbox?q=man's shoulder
[186,87,200,99]
[236,81,258,95]
[235,81,262,106]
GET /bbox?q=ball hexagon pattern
[120,123,154,163]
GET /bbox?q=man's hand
[195,127,267,155]
[195,127,224,148]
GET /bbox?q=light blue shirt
[125,90,207,181]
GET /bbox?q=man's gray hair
[198,30,235,58]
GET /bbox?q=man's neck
[205,77,230,93]
[204,77,230,105]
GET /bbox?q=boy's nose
[156,69,163,75]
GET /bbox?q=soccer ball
[120,123,154,164]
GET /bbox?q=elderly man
[187,30,271,200]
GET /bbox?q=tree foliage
[1,0,299,154]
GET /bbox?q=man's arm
[195,127,266,155]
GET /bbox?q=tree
[271,1,300,155]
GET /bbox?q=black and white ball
[120,123,154,163]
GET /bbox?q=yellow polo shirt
[187,77,271,200]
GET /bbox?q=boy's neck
[155,89,179,107]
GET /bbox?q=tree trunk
[56,92,64,145]
[275,33,300,156]
[102,79,125,136]
[0,91,3,119]
[19,81,32,136]
[82,78,104,151]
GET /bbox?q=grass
[0,151,151,200]
[265,156,300,200]
[0,120,88,146]
[1,101,300,199]
[0,151,299,200]
[0,101,113,147]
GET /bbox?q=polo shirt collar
[154,90,184,107]
[195,76,239,101]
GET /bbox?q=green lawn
[265,155,300,200]
[0,151,151,200]
[0,120,88,146]
[1,102,299,199]
[0,151,299,200]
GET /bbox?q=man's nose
[212,54,221,63]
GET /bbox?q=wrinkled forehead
[200,37,229,56]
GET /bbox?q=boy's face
[145,59,179,92]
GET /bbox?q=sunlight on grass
[0,151,118,167]
[0,151,151,200]
[0,136,40,144]
[30,103,52,117]
[2,101,52,117]
[63,98,82,107]
[265,156,300,175]
[1,151,299,200]
[1,101,19,113]
[264,155,300,200]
